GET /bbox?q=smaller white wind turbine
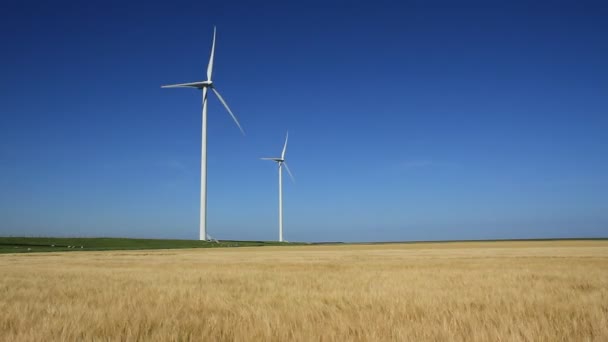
[261,132,294,242]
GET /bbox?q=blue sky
[1,0,607,241]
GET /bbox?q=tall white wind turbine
[261,132,295,242]
[162,27,244,241]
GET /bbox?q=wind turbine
[162,27,244,241]
[261,132,295,242]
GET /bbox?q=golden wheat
[1,240,606,341]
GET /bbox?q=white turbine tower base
[162,27,244,241]
[261,132,295,242]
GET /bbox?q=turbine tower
[162,27,244,241]
[261,132,295,242]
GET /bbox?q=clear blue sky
[1,0,607,241]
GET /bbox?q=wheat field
[1,240,606,341]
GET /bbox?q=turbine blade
[283,162,295,183]
[161,82,206,89]
[211,87,245,135]
[281,131,289,160]
[207,26,216,81]
[260,157,280,160]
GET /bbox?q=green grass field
[1,236,605,254]
[0,237,296,253]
